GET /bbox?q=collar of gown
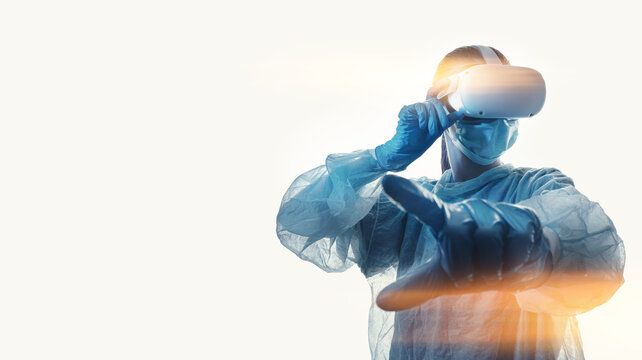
[432,163,515,198]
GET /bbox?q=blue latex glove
[376,174,553,311]
[374,99,463,171]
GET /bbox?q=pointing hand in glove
[376,174,556,311]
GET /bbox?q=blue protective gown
[276,149,624,360]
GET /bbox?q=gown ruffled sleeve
[276,149,407,275]
[513,168,625,316]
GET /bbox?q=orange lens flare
[378,268,623,346]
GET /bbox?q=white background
[1,0,641,359]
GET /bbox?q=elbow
[515,271,624,316]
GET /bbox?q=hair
[436,46,510,173]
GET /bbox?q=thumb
[381,174,446,232]
[376,252,491,311]
[376,252,493,311]
[376,255,452,311]
[446,110,465,124]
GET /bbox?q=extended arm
[374,173,625,315]
[375,174,555,310]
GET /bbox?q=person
[276,45,625,360]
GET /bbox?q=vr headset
[428,45,546,119]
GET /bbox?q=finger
[376,255,454,311]
[447,110,465,124]
[398,105,418,123]
[467,201,506,283]
[381,174,446,232]
[376,250,493,311]
[432,99,453,131]
[502,225,552,291]
[416,103,428,130]
[494,204,541,275]
[445,200,508,284]
[442,203,476,283]
[426,102,438,136]
[502,226,534,276]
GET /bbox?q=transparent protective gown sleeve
[514,185,625,315]
[276,149,390,273]
[276,149,407,359]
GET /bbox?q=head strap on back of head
[473,45,502,65]
[428,45,503,100]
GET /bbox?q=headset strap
[427,45,502,100]
[473,45,502,64]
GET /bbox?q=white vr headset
[428,45,546,119]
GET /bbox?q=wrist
[373,146,410,172]
[326,149,388,189]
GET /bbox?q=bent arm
[276,149,389,273]
[514,183,625,316]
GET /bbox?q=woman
[276,46,624,360]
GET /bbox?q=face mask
[447,118,519,165]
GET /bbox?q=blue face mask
[447,118,519,165]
